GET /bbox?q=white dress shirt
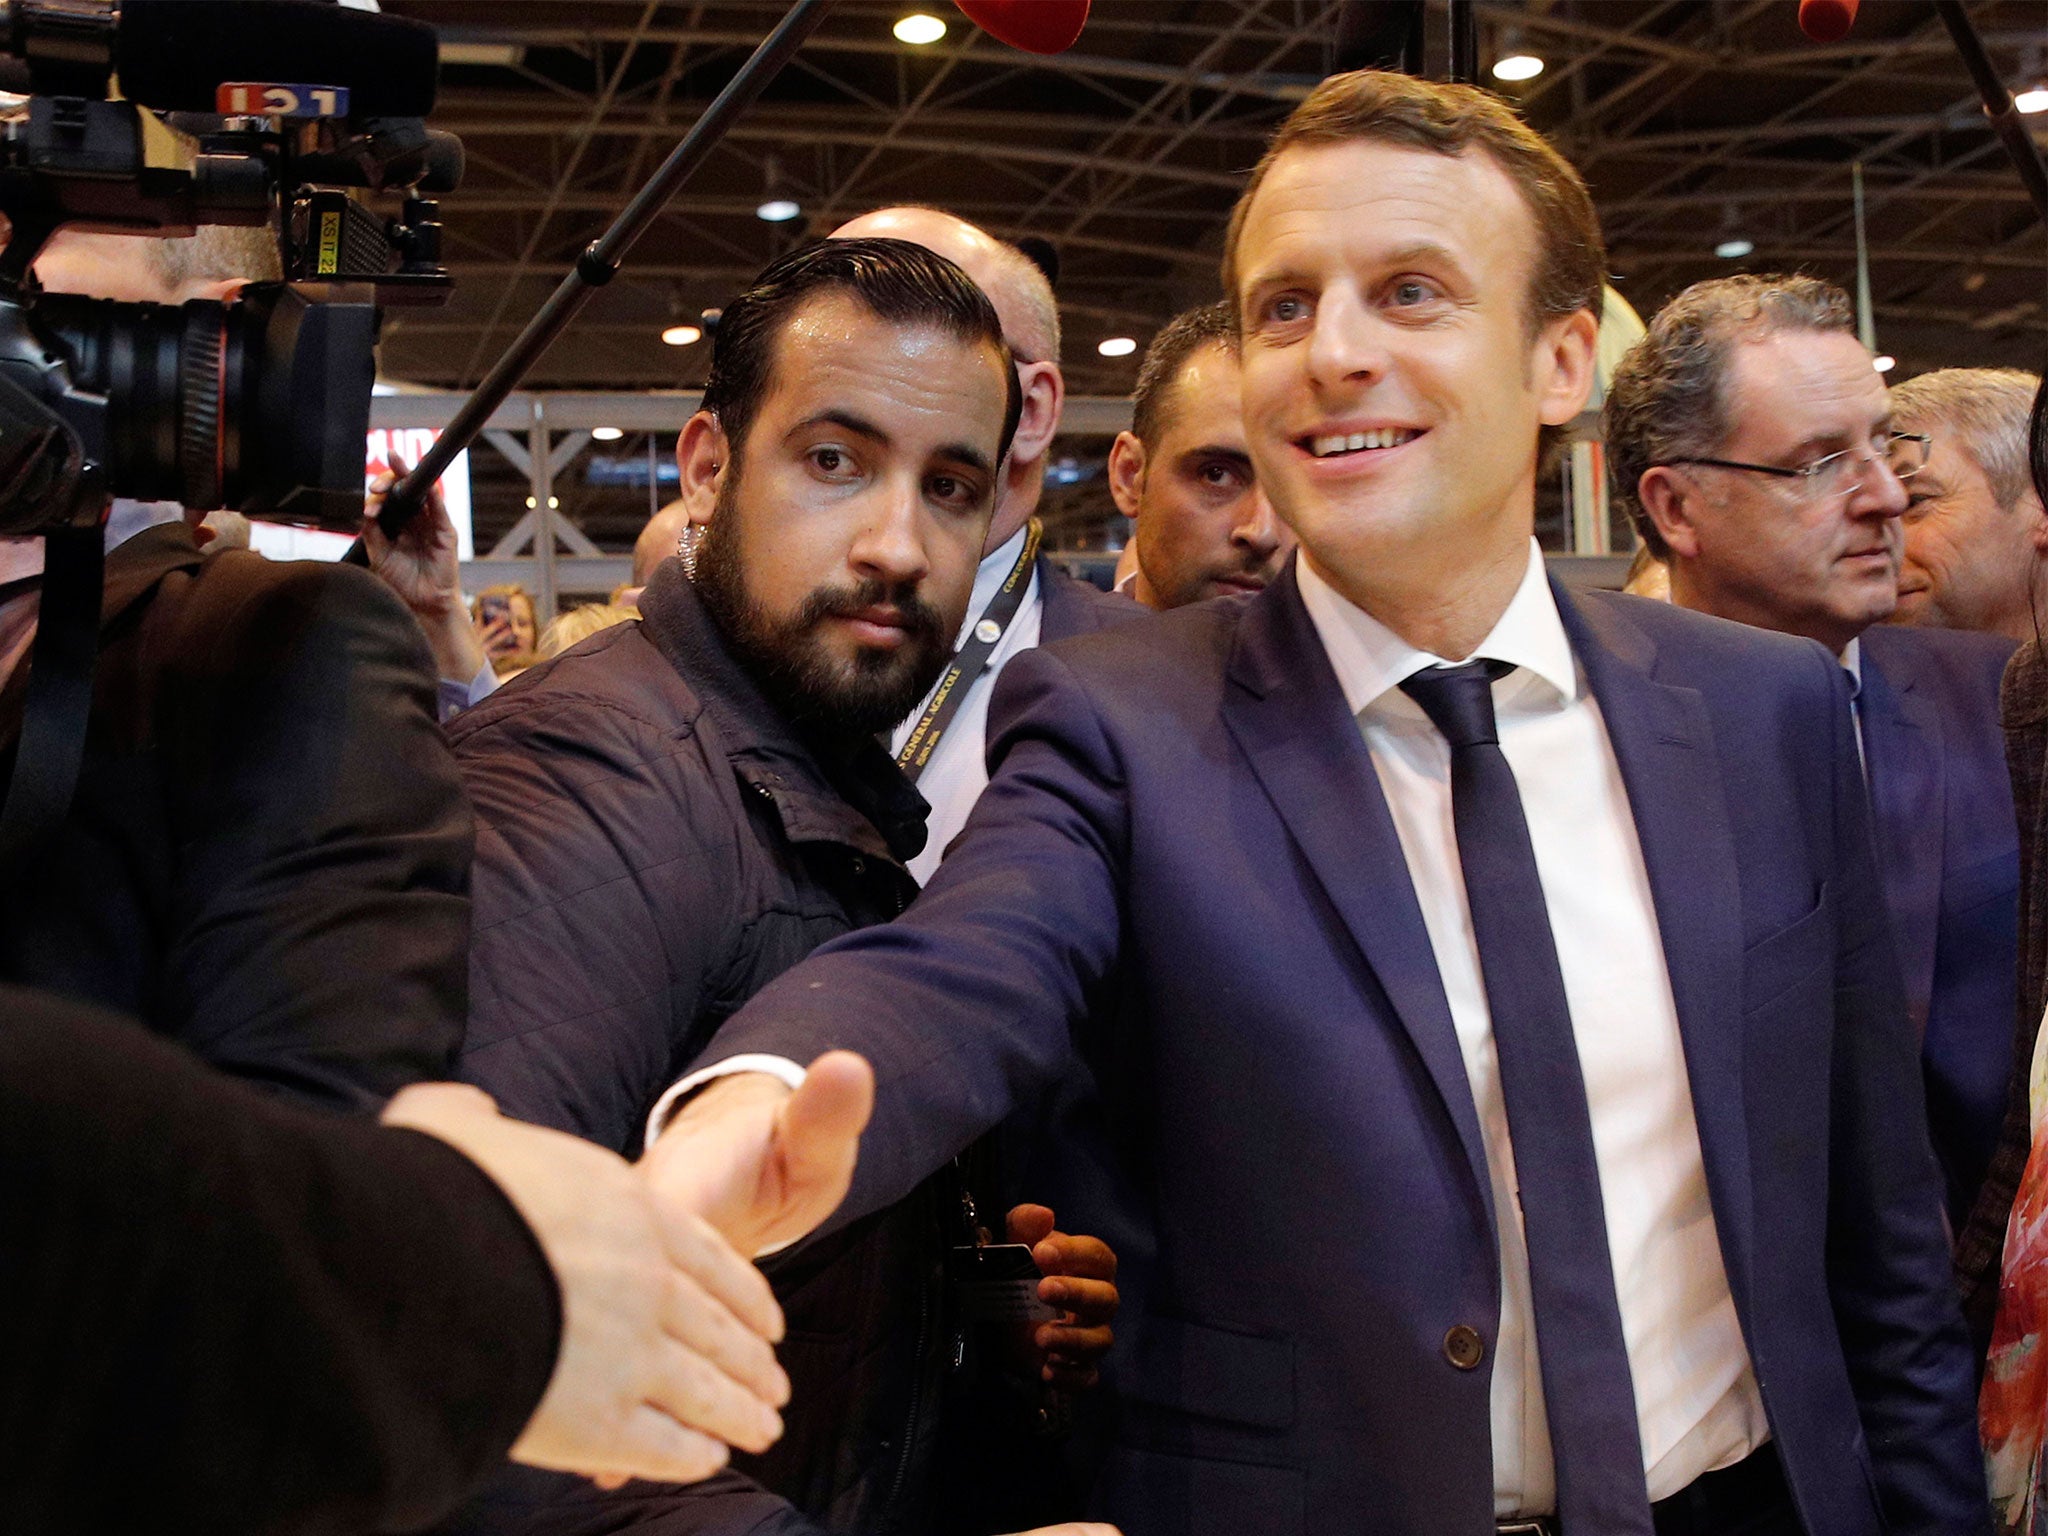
[1298,540,1767,1514]
[889,523,1042,884]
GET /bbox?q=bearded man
[441,238,1116,1536]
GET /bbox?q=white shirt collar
[1839,635,1862,699]
[1297,538,1579,718]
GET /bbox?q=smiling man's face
[1232,137,1592,596]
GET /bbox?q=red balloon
[952,0,1091,54]
[1797,0,1859,42]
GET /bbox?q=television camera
[0,0,458,538]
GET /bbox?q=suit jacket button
[1444,1325,1485,1370]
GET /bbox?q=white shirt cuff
[642,1053,808,1154]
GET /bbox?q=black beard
[692,490,954,739]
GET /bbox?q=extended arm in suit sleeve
[678,641,1131,1232]
[0,985,560,1536]
[1816,650,1992,1532]
[160,559,472,1110]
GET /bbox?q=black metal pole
[1447,0,1477,86]
[357,0,837,551]
[1934,0,2048,225]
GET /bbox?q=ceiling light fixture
[661,324,702,347]
[439,40,525,68]
[1873,355,1897,373]
[1714,237,1755,260]
[1097,336,1137,358]
[755,154,800,224]
[591,426,624,441]
[894,12,947,45]
[1492,53,1544,82]
[2016,83,2048,114]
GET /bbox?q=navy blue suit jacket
[1858,624,2019,1226]
[700,566,1986,1536]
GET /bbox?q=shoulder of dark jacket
[142,544,438,685]
[2004,640,2048,733]
[447,619,703,764]
[1035,553,1148,642]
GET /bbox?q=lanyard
[895,518,1041,784]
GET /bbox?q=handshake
[387,1051,1118,1536]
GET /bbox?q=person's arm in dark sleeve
[455,692,734,1154]
[160,557,473,1110]
[645,643,1130,1253]
[1816,654,1993,1533]
[0,984,560,1536]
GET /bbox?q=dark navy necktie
[1400,660,1655,1533]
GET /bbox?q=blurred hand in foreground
[382,1082,790,1487]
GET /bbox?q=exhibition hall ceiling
[379,0,2048,392]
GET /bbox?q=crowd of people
[4,60,2048,1536]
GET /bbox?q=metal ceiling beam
[456,2,663,385]
[445,129,1252,191]
[437,26,1321,102]
[432,100,1279,146]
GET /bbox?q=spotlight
[1098,336,1137,358]
[661,324,703,346]
[1714,237,1755,260]
[591,426,624,441]
[1873,355,1897,373]
[1492,54,1544,82]
[894,12,947,45]
[2016,84,2048,115]
[756,198,801,223]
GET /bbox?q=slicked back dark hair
[702,236,1022,463]
[1131,300,1238,447]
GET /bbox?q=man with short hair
[1107,301,1290,609]
[444,237,1112,1536]
[1607,275,2020,1233]
[654,73,1985,1535]
[828,206,1134,881]
[1886,368,2046,642]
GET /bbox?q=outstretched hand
[643,1053,876,1258]
[382,1083,789,1488]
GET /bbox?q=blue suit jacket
[1858,624,2019,1226]
[702,565,1986,1536]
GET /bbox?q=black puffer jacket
[441,561,946,1536]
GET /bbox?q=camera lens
[32,284,377,529]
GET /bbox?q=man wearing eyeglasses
[1607,273,2020,1243]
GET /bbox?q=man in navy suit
[643,73,1987,1536]
[1606,274,2020,1233]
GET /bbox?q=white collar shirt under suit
[1297,540,1769,1516]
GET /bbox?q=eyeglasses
[1662,431,1931,502]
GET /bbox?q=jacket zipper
[881,1256,936,1526]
